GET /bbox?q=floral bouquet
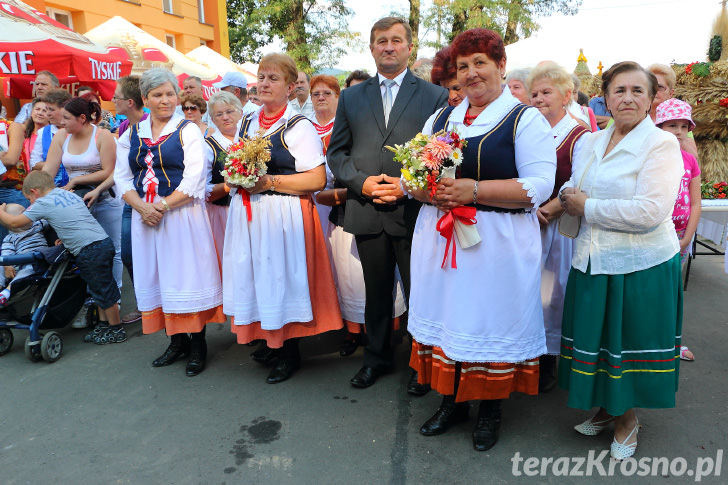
[387,130,465,199]
[220,137,272,188]
[220,137,272,221]
[701,181,728,199]
[387,129,480,268]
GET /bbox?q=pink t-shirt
[672,150,701,232]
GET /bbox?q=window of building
[198,0,205,23]
[165,34,176,49]
[46,7,73,29]
[163,0,174,14]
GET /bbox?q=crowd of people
[0,16,699,461]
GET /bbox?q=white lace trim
[175,181,206,200]
[517,178,539,207]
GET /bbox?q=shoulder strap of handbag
[575,151,597,192]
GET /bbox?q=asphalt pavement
[1,248,726,484]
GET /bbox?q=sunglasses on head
[182,105,199,112]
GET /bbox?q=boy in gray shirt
[0,171,125,344]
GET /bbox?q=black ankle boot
[420,394,470,436]
[266,338,301,384]
[152,333,190,367]
[186,328,207,377]
[472,399,502,451]
[539,354,558,393]
[251,341,278,366]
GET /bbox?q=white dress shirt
[562,116,682,275]
[377,69,408,106]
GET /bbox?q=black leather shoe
[538,354,558,393]
[152,334,190,367]
[420,396,469,436]
[339,337,360,357]
[251,343,278,366]
[350,366,386,388]
[407,370,431,396]
[266,358,300,384]
[185,351,206,376]
[473,400,502,451]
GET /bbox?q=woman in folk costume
[406,29,556,451]
[559,62,683,461]
[114,68,224,377]
[312,75,407,357]
[223,53,342,384]
[527,62,590,392]
[203,91,244,260]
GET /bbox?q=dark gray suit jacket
[327,70,448,237]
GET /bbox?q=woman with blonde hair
[204,90,244,259]
[223,53,341,383]
[527,61,590,391]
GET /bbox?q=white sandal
[610,419,640,460]
[574,415,614,436]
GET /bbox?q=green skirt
[558,254,683,416]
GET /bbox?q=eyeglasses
[182,105,200,112]
[112,95,129,102]
[311,91,335,98]
[213,109,240,119]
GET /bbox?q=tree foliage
[420,0,581,49]
[226,0,357,73]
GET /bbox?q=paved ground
[1,248,727,484]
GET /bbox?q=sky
[327,0,723,74]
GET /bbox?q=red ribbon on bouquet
[435,206,477,269]
[241,190,252,221]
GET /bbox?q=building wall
[25,0,229,56]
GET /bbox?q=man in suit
[327,17,448,389]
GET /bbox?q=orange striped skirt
[410,340,540,402]
[231,196,343,348]
[142,306,226,335]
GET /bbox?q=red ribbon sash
[436,206,477,269]
[241,190,252,221]
[145,181,156,203]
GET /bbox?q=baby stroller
[0,245,87,363]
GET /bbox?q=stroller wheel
[0,328,13,356]
[41,331,63,363]
[24,336,42,362]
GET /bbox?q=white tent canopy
[186,46,257,87]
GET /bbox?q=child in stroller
[0,171,124,345]
[0,204,49,306]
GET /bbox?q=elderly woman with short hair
[505,68,530,105]
[527,61,590,392]
[559,61,683,460]
[407,28,555,452]
[114,67,224,376]
[204,90,244,259]
[223,53,341,384]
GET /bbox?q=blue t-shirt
[589,96,609,117]
[24,188,108,255]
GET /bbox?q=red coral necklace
[259,106,287,130]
